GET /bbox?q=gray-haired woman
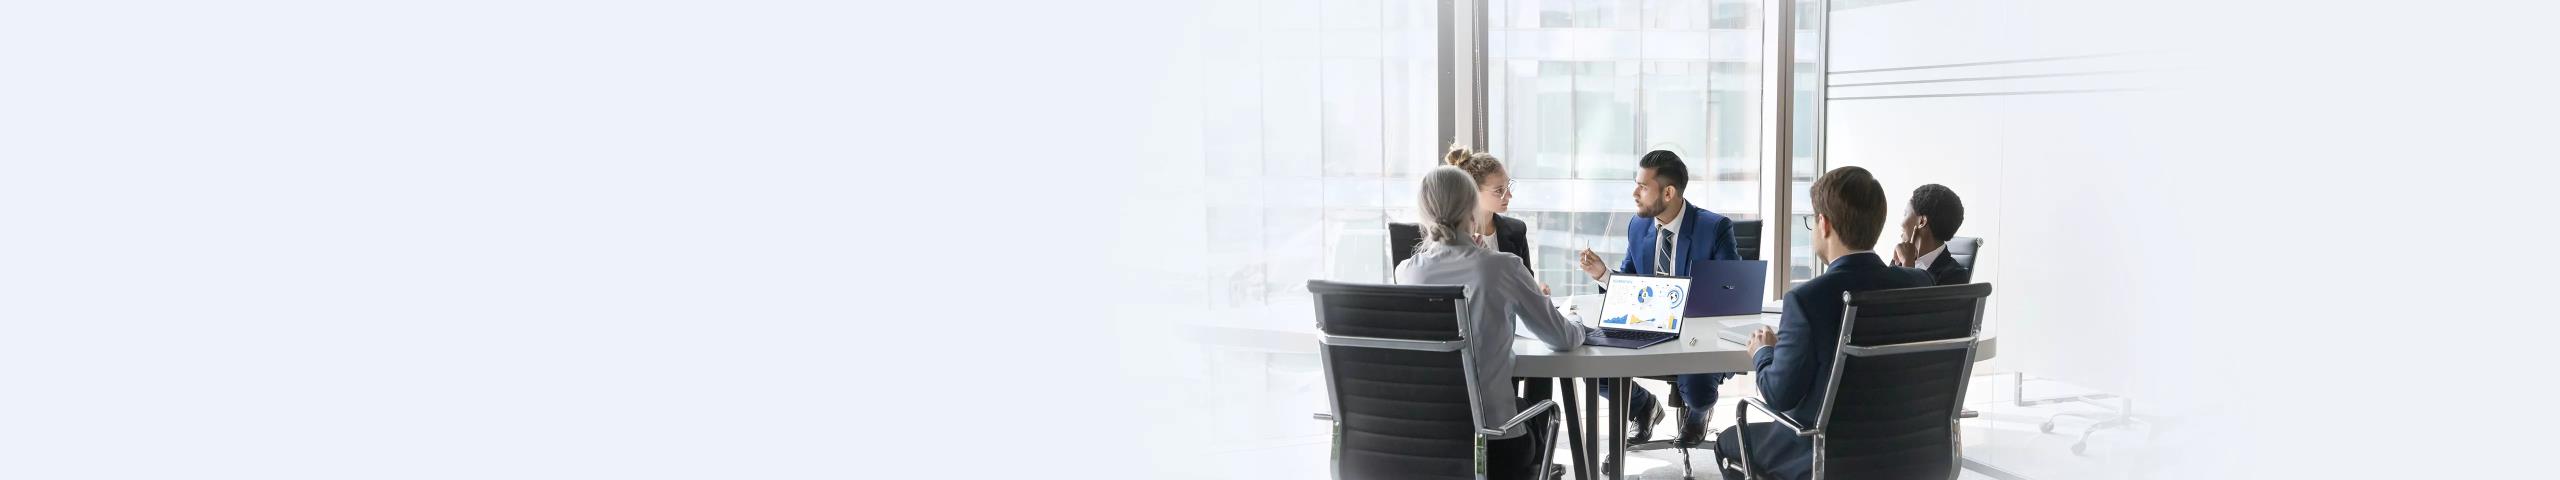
[1393,165,1589,479]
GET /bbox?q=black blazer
[1386,216,1533,276]
[1924,248,1972,285]
[1489,214,1532,273]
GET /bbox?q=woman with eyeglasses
[1443,145,1546,295]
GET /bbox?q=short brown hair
[1810,166,1887,250]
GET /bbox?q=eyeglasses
[1802,214,1817,230]
[1484,182,1515,197]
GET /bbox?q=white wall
[1828,0,2162,398]
[1824,0,2560,476]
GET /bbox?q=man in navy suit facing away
[1716,166,1935,480]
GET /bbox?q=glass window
[1785,0,1824,287]
[1540,0,1574,28]
[1199,0,1437,329]
[1322,58,1386,177]
[1573,61,1639,179]
[1492,0,1765,295]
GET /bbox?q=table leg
[1610,377,1629,479]
[1584,378,1603,479]
[1559,378,1589,480]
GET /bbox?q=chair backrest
[1387,222,1423,278]
[1813,282,1992,480]
[1734,219,1764,261]
[1945,236,1982,270]
[1307,280,1483,480]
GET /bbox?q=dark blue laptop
[1684,260,1768,317]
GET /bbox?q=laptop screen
[1597,274,1687,333]
[1683,260,1769,317]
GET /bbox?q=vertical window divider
[1766,0,1798,303]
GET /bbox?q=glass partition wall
[1189,0,1828,464]
[1196,0,1819,323]
[1485,0,1768,296]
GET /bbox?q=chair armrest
[1730,398,1818,480]
[1313,413,1333,422]
[1960,409,1979,419]
[1736,398,1815,436]
[1480,399,1559,436]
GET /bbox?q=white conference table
[1514,294,1998,479]
[1182,295,1999,480]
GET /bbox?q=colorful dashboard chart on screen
[1599,274,1688,333]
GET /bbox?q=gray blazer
[1393,242,1587,438]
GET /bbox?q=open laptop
[1684,260,1768,317]
[1683,260,1775,345]
[1583,273,1689,349]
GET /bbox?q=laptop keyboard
[1590,328,1676,342]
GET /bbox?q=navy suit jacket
[1614,202,1740,278]
[1752,252,1935,424]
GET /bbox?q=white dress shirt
[1598,203,1688,284]
[1395,241,1588,438]
[1912,244,1947,270]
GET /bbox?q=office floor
[1206,350,2157,480]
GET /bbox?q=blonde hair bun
[1444,143,1476,167]
[1441,143,1505,184]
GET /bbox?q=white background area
[1,0,2553,478]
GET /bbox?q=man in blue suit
[1715,166,1935,480]
[1575,150,1740,447]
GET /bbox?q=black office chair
[1734,220,1764,262]
[1306,280,1561,480]
[1388,222,1423,277]
[1724,282,1992,480]
[1942,236,1986,420]
[1945,236,1981,270]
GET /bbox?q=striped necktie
[1657,229,1675,274]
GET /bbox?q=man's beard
[1635,199,1662,218]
